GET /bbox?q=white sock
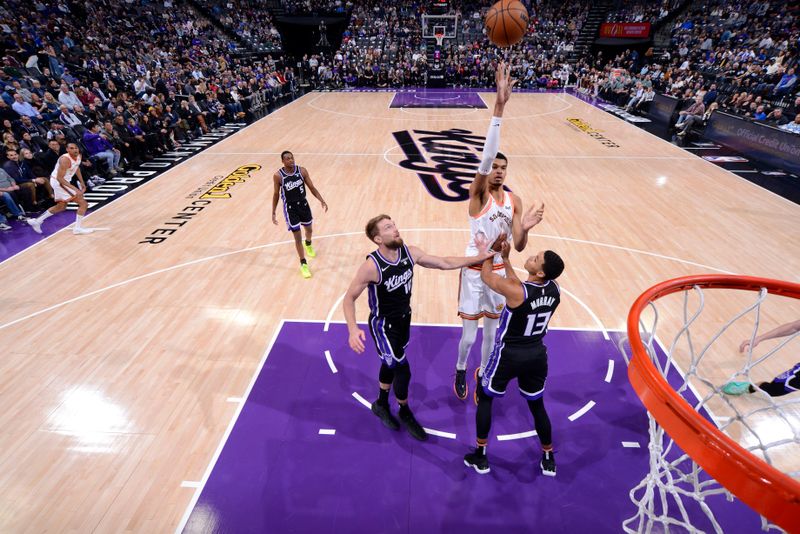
[75,214,84,229]
[36,210,54,224]
[480,317,500,373]
[456,319,479,371]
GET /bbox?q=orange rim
[627,275,800,532]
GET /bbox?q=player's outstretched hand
[321,200,328,212]
[349,328,366,353]
[522,201,544,231]
[272,213,278,225]
[500,240,511,259]
[495,62,517,106]
[739,337,759,353]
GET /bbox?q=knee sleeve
[379,363,395,386]
[393,363,411,401]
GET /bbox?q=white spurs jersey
[50,153,81,183]
[465,190,514,269]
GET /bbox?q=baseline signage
[599,23,651,39]
[704,112,800,175]
[647,93,679,126]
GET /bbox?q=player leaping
[454,62,544,401]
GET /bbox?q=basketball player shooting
[454,62,545,401]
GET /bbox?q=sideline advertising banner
[705,112,800,174]
[599,23,651,38]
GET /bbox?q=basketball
[485,0,529,47]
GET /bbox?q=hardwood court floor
[0,91,797,532]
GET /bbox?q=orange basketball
[485,0,529,47]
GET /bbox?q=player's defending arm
[408,233,502,270]
[740,319,800,352]
[480,241,525,308]
[469,62,515,215]
[343,259,380,353]
[271,172,281,225]
[511,197,544,251]
[301,166,328,212]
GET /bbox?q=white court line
[209,150,692,160]
[0,227,734,332]
[497,430,538,441]
[622,441,641,448]
[295,318,625,332]
[604,360,615,383]
[180,481,201,488]
[324,350,338,374]
[352,391,372,409]
[226,397,243,403]
[423,428,457,440]
[175,320,285,534]
[318,429,336,435]
[324,292,346,332]
[568,401,596,422]
[284,320,627,332]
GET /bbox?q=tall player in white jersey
[27,142,93,235]
[454,63,544,400]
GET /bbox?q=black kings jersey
[496,280,560,346]
[367,245,414,318]
[278,165,306,203]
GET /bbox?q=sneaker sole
[464,460,490,474]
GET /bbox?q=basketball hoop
[435,31,445,48]
[622,275,800,533]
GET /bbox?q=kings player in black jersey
[271,151,328,279]
[343,214,499,441]
[464,230,565,477]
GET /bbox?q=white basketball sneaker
[27,218,42,234]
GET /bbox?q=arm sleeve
[478,116,502,175]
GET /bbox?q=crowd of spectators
[299,0,587,90]
[576,0,799,136]
[606,0,683,24]
[198,0,283,49]
[0,0,298,233]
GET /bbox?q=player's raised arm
[470,62,516,214]
[342,258,380,353]
[480,241,525,307]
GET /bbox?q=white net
[619,281,800,533]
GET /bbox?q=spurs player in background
[454,62,544,401]
[27,142,93,235]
